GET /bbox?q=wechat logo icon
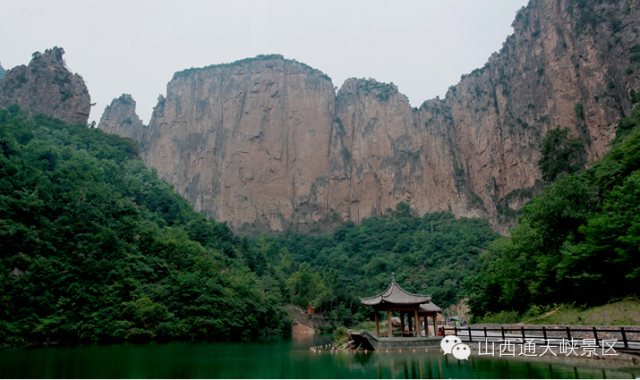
[441,335,470,360]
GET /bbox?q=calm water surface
[1,334,638,378]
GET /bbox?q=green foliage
[470,193,484,207]
[334,117,345,135]
[468,107,640,317]
[151,97,165,116]
[574,102,584,119]
[614,104,640,142]
[253,208,498,325]
[172,55,330,82]
[474,310,522,324]
[538,127,586,181]
[569,0,604,33]
[0,62,6,79]
[0,107,290,346]
[332,325,349,345]
[356,79,395,100]
[117,94,133,104]
[529,300,640,326]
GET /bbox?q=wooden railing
[440,326,640,351]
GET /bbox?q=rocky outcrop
[102,0,640,231]
[439,0,640,226]
[0,47,91,125]
[98,94,146,142]
[330,0,640,229]
[329,80,470,223]
[0,63,6,79]
[139,55,336,231]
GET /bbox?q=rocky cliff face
[439,0,640,226]
[98,94,146,142]
[0,48,91,125]
[329,79,469,224]
[138,56,336,231]
[102,0,640,231]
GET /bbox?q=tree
[538,127,586,181]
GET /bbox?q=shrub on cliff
[538,126,586,181]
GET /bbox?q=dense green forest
[0,104,502,346]
[467,101,640,320]
[246,207,499,325]
[5,95,637,345]
[0,105,289,346]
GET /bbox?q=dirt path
[516,306,561,325]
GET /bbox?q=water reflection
[0,334,637,379]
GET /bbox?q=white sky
[1,0,529,125]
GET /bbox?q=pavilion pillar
[387,309,392,338]
[425,315,430,336]
[408,312,412,336]
[414,309,419,337]
[375,311,380,336]
[432,315,438,337]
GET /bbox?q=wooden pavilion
[359,273,441,338]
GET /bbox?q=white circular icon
[440,335,462,354]
[452,343,471,360]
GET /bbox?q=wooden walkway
[441,326,640,351]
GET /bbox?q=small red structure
[307,306,316,315]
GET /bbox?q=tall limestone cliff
[101,0,640,231]
[0,47,91,125]
[440,0,640,225]
[138,56,336,231]
[329,79,469,224]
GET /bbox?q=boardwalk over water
[442,326,640,351]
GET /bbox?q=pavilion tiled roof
[359,273,431,306]
[419,302,442,313]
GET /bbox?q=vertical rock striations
[0,47,91,125]
[140,55,336,230]
[436,0,640,226]
[101,0,640,231]
[329,79,470,223]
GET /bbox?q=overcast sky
[1,0,529,124]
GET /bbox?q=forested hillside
[247,209,498,324]
[0,104,502,345]
[0,106,289,346]
[467,99,640,320]
[6,99,639,344]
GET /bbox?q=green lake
[0,334,638,378]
